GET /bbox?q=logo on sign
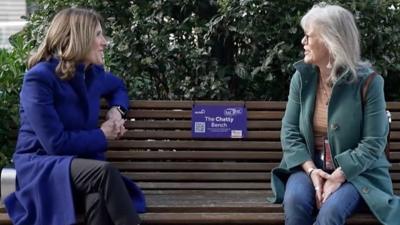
[224,108,243,116]
[194,109,206,115]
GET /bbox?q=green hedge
[0,35,31,167]
[19,0,400,100]
[0,0,399,166]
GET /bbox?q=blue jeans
[283,171,364,225]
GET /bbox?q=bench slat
[136,182,400,190]
[99,100,400,111]
[123,172,269,181]
[107,108,400,121]
[144,190,272,213]
[121,130,400,141]
[101,110,285,120]
[107,151,282,160]
[11,128,400,141]
[10,130,400,142]
[143,190,383,213]
[124,120,400,130]
[390,131,400,140]
[124,120,282,130]
[103,100,288,110]
[387,112,400,120]
[124,172,400,182]
[105,140,400,152]
[392,121,400,130]
[137,182,270,190]
[125,110,285,120]
[0,210,389,225]
[108,140,282,150]
[107,150,400,161]
[112,162,277,171]
[113,162,400,172]
[0,212,383,225]
[387,102,400,110]
[122,130,280,140]
[139,212,380,225]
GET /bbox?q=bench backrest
[102,101,400,193]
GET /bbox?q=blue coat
[4,58,146,225]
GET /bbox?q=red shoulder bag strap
[361,71,390,159]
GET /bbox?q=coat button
[362,187,369,194]
[331,123,339,131]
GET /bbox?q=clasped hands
[100,107,127,140]
[309,167,346,209]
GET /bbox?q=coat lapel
[69,66,89,120]
[48,58,91,122]
[294,61,318,153]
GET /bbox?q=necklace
[319,76,331,106]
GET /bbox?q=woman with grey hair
[269,3,400,225]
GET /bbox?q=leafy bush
[0,35,32,167]
[17,0,400,100]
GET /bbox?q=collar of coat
[47,57,106,77]
[292,60,358,87]
[292,60,374,86]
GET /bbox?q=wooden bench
[1,100,399,225]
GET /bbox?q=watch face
[118,106,127,113]
[115,106,127,119]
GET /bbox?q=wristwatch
[307,167,316,178]
[113,106,127,119]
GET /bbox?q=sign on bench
[192,104,247,139]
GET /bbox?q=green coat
[269,61,400,225]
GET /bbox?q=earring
[327,55,332,69]
[327,61,332,69]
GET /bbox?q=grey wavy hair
[301,2,369,85]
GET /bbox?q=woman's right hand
[100,119,127,140]
[310,169,330,209]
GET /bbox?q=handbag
[322,137,335,173]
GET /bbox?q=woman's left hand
[321,179,341,203]
[322,167,346,203]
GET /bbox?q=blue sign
[192,105,247,138]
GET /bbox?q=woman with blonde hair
[4,7,145,225]
[269,3,400,225]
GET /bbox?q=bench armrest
[1,168,17,203]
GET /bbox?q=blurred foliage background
[0,35,31,166]
[0,0,399,166]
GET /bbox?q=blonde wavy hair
[28,7,102,80]
[301,3,369,85]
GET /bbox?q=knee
[85,192,103,206]
[283,187,315,225]
[316,205,344,225]
[284,173,314,211]
[97,161,119,177]
[284,189,311,210]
